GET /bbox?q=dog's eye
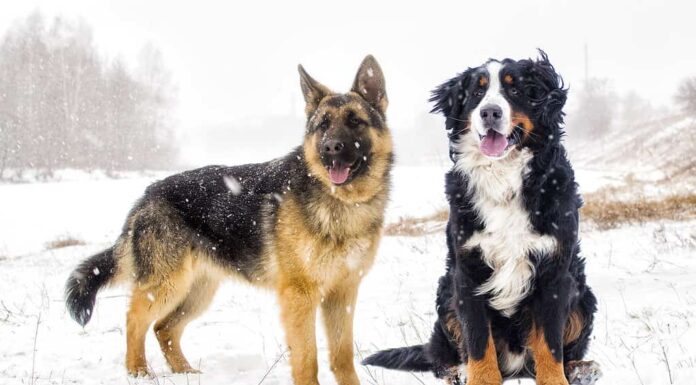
[509,88,519,96]
[475,89,485,97]
[318,121,329,130]
[349,117,361,127]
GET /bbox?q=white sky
[2,0,695,146]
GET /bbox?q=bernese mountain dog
[364,50,601,385]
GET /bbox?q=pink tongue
[480,130,508,157]
[329,166,350,184]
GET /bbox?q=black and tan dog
[363,51,600,385]
[66,55,392,385]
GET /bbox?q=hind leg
[427,320,464,383]
[126,287,175,376]
[564,288,600,385]
[125,259,196,376]
[429,274,464,383]
[154,275,220,373]
[126,290,154,376]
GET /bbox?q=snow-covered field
[1,164,695,385]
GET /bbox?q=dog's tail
[65,247,117,326]
[362,345,432,372]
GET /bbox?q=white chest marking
[455,134,557,317]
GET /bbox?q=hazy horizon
[2,0,695,166]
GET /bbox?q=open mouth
[327,158,363,185]
[478,129,518,158]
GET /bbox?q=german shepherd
[363,51,600,385]
[66,55,392,385]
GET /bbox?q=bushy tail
[362,345,432,372]
[65,247,117,326]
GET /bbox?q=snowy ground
[1,164,695,385]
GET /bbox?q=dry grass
[582,192,696,230]
[384,209,448,236]
[45,236,85,250]
[384,192,696,236]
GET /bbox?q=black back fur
[363,51,597,382]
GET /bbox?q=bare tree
[566,78,616,139]
[620,91,657,128]
[134,43,177,168]
[0,12,177,180]
[675,77,696,115]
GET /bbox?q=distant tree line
[567,74,696,141]
[0,12,176,180]
[676,77,696,115]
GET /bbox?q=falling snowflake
[223,176,242,195]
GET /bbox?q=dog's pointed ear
[298,64,332,117]
[430,69,473,131]
[351,55,387,115]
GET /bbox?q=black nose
[323,139,345,155]
[480,104,503,127]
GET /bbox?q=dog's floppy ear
[430,68,474,131]
[530,49,567,129]
[351,55,388,116]
[298,64,332,117]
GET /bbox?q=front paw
[566,361,602,385]
[467,379,502,385]
[172,366,201,374]
[127,365,153,378]
[332,368,360,385]
[466,373,502,385]
[535,375,569,385]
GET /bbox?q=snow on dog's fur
[65,55,393,385]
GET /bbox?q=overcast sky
[2,0,695,162]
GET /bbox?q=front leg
[453,263,502,385]
[321,279,361,385]
[529,272,574,385]
[278,279,320,385]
